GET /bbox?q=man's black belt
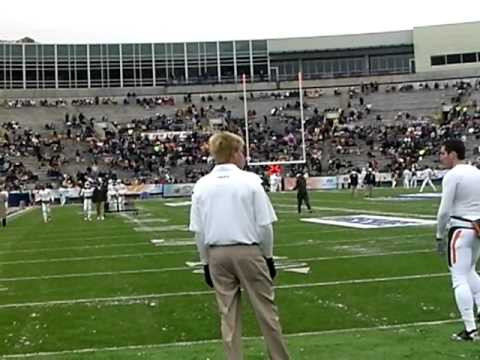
[451,216,478,222]
[209,243,258,248]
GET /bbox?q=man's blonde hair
[208,132,245,163]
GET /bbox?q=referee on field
[189,131,290,360]
[294,173,312,214]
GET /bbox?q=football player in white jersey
[402,168,411,189]
[436,139,480,341]
[107,179,118,212]
[116,179,127,211]
[80,182,94,221]
[58,185,68,206]
[420,166,437,192]
[38,185,53,223]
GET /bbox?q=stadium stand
[1,78,480,191]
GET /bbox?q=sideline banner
[163,183,195,198]
[284,176,337,190]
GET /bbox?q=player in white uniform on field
[107,179,118,212]
[269,173,281,193]
[58,185,68,206]
[116,179,127,211]
[436,139,480,341]
[420,166,437,192]
[402,168,411,189]
[80,182,94,221]
[38,185,53,223]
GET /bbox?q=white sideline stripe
[0,272,449,309]
[0,234,431,265]
[0,249,433,282]
[0,319,460,358]
[273,203,436,219]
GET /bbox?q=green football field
[1,188,479,359]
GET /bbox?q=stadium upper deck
[0,21,479,92]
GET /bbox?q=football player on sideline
[107,179,118,212]
[38,184,53,223]
[436,139,480,341]
[80,182,94,221]
[116,179,127,211]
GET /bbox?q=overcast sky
[1,0,479,44]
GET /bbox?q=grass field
[0,187,479,359]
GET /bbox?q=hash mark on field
[133,226,189,232]
[0,272,448,308]
[0,319,460,358]
[123,218,169,223]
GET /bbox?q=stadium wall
[414,21,480,72]
[268,30,413,53]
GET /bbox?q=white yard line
[0,320,460,359]
[0,249,434,282]
[0,251,186,265]
[273,203,436,219]
[0,234,432,265]
[0,225,431,254]
[0,242,153,255]
[5,207,35,221]
[0,272,449,309]
[0,234,146,247]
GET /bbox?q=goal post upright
[243,72,307,167]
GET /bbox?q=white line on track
[0,318,460,358]
[0,249,434,282]
[0,272,449,309]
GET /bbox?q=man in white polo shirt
[189,131,289,360]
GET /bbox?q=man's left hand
[436,238,446,257]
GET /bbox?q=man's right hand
[265,257,277,279]
[203,265,214,288]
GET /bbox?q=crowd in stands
[1,79,480,191]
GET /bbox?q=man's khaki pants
[208,245,289,360]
